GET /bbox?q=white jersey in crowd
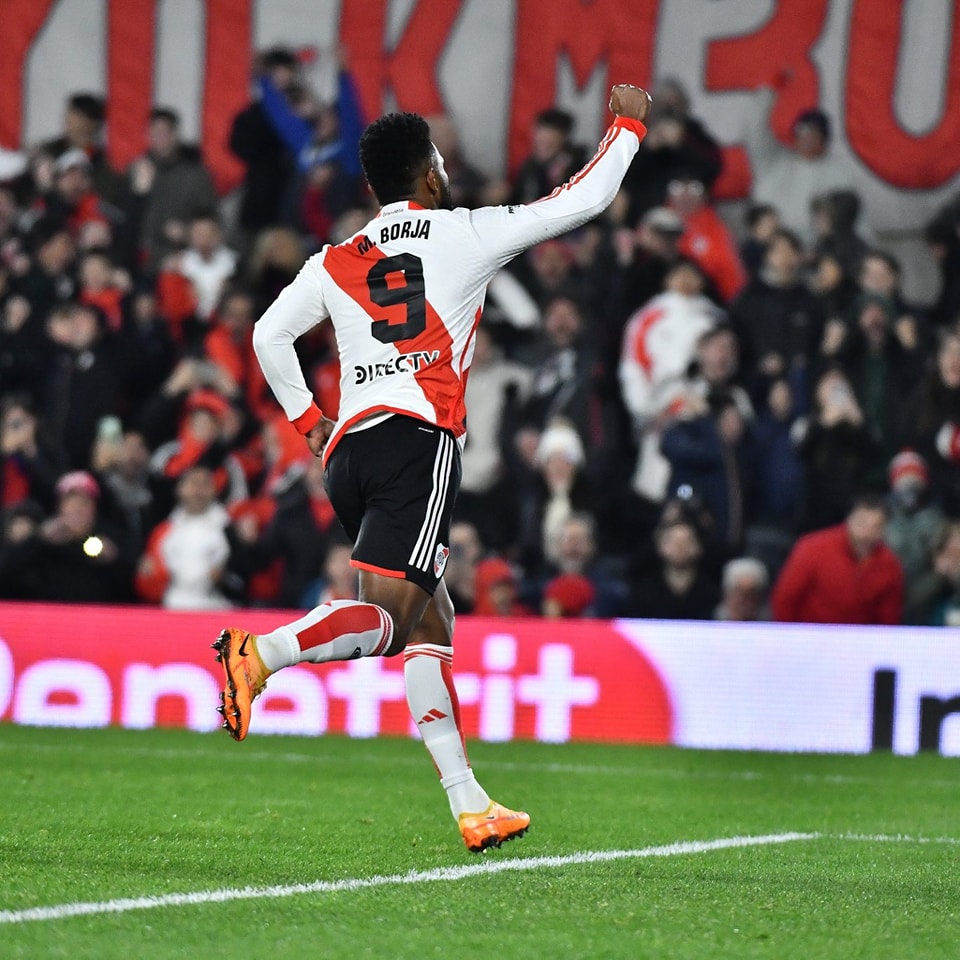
[252,116,646,463]
[618,288,723,502]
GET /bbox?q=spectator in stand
[126,106,218,272]
[620,76,723,224]
[714,556,770,622]
[117,284,178,424]
[796,366,878,530]
[204,289,275,422]
[145,381,248,517]
[810,189,869,281]
[426,114,489,209]
[513,238,591,309]
[42,302,122,470]
[472,557,531,618]
[924,208,960,328]
[619,257,723,505]
[30,149,120,245]
[904,520,960,626]
[0,499,45,599]
[30,470,132,603]
[254,54,365,243]
[135,464,233,609]
[538,512,626,618]
[519,296,595,444]
[0,294,48,405]
[851,249,924,357]
[739,203,780,278]
[456,325,532,550]
[808,249,859,322]
[899,330,960,514]
[772,492,903,624]
[884,450,944,590]
[229,47,300,236]
[668,172,746,303]
[729,227,824,400]
[174,215,238,322]
[516,418,593,578]
[92,427,155,556]
[607,205,685,330]
[0,393,65,512]
[541,573,596,618]
[77,249,129,334]
[625,517,719,620]
[443,521,483,614]
[245,454,340,609]
[12,220,77,339]
[309,539,360,605]
[661,390,755,551]
[36,93,125,206]
[744,94,854,244]
[509,107,586,206]
[829,292,921,484]
[685,324,753,417]
[746,376,806,577]
[245,226,307,313]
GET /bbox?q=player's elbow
[251,317,281,362]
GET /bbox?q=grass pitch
[1,725,959,959]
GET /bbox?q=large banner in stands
[2,602,959,756]
[1,0,959,230]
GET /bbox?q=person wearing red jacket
[772,492,904,625]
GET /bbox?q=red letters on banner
[202,0,251,194]
[705,0,829,198]
[846,0,960,190]
[508,0,659,175]
[0,0,58,148]
[0,603,673,745]
[106,0,157,172]
[339,0,462,119]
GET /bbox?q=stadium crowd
[2,50,960,627]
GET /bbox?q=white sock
[403,642,491,818]
[255,600,394,671]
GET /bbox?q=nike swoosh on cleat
[238,635,249,657]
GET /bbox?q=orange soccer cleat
[212,628,269,742]
[458,801,530,853]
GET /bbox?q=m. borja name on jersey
[356,218,432,256]
[355,350,441,384]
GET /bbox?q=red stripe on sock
[296,603,386,654]
[440,659,468,762]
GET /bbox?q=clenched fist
[609,84,653,123]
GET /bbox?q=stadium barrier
[1,602,958,756]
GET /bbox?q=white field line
[4,832,960,927]
[0,833,816,925]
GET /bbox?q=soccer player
[214,84,652,852]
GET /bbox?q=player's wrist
[292,402,323,436]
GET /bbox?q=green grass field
[1,724,958,959]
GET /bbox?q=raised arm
[469,84,651,268]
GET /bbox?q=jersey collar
[378,200,428,216]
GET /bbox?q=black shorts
[323,414,461,595]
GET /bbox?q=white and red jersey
[253,116,646,464]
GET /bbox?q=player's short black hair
[359,112,434,205]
